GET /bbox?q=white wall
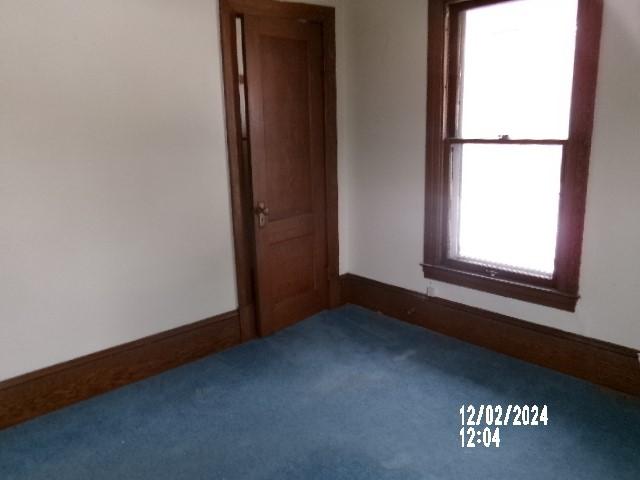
[3,0,635,383]
[0,0,345,382]
[0,0,240,381]
[341,0,640,350]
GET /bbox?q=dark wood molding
[423,0,603,311]
[424,0,447,269]
[447,138,567,145]
[0,311,241,430]
[341,274,640,397]
[422,263,578,312]
[554,0,604,295]
[219,0,339,332]
[221,0,335,21]
[220,0,259,342]
[322,7,341,309]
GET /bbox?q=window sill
[421,263,578,312]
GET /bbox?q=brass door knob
[254,201,270,228]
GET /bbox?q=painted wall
[341,0,640,350]
[0,0,241,381]
[2,0,636,382]
[0,0,345,382]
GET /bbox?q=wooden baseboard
[341,273,640,396]
[0,310,241,430]
[3,275,637,430]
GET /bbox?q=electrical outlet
[426,285,436,298]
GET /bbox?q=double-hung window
[423,0,603,311]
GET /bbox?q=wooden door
[244,14,329,335]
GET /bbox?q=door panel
[261,36,313,221]
[244,14,328,335]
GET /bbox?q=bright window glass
[452,144,562,277]
[459,0,578,139]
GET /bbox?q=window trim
[423,0,603,312]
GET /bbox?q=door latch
[254,201,270,228]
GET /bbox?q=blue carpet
[1,305,639,479]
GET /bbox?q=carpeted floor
[1,305,639,479]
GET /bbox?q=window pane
[452,144,562,276]
[459,0,578,139]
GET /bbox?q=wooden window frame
[423,0,603,312]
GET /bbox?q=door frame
[219,0,339,340]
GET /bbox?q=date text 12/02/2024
[459,405,549,448]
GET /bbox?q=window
[423,0,603,311]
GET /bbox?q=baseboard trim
[0,310,241,430]
[340,273,640,396]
